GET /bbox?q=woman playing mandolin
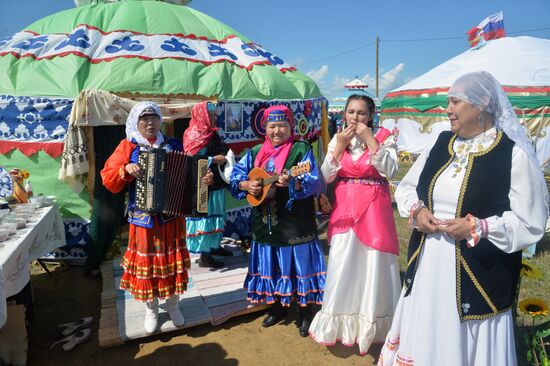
[230,105,326,337]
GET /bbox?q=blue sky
[1,0,549,100]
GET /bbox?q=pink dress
[309,127,401,354]
[328,129,399,255]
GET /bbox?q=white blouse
[395,128,547,253]
[321,131,398,184]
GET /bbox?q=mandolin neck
[262,173,279,187]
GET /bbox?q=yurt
[380,36,550,165]
[0,0,328,263]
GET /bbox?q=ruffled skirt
[120,217,191,302]
[309,230,401,354]
[186,189,225,253]
[244,239,326,307]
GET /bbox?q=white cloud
[305,65,329,84]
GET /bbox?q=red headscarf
[254,105,295,173]
[183,102,217,155]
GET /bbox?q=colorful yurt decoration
[344,78,369,90]
[0,0,327,262]
[380,36,550,166]
[328,78,380,124]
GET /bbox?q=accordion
[135,148,209,217]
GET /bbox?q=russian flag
[467,11,505,49]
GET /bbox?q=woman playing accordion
[101,102,190,334]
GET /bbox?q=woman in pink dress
[309,94,401,354]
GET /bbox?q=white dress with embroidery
[309,131,402,354]
[378,128,547,366]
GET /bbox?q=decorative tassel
[285,175,296,211]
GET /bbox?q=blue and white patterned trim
[0,95,72,143]
[0,25,295,72]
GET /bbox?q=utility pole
[375,35,379,98]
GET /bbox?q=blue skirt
[245,239,326,307]
[186,189,225,253]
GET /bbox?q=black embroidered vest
[405,131,519,321]
[249,141,318,246]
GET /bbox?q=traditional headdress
[125,102,164,147]
[183,101,218,155]
[448,71,549,211]
[254,105,295,173]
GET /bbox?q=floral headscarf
[125,102,164,147]
[183,101,218,155]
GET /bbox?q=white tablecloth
[0,205,66,328]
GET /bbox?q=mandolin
[246,161,311,207]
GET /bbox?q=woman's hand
[415,208,441,234]
[355,123,373,141]
[319,193,332,214]
[201,170,214,186]
[276,172,290,187]
[212,154,227,165]
[356,123,379,153]
[335,126,356,149]
[240,180,262,196]
[437,218,471,241]
[332,126,356,162]
[125,163,142,178]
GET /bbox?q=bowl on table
[0,229,8,242]
[1,222,17,235]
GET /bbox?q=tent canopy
[0,1,321,100]
[392,36,550,92]
[0,0,328,256]
[380,36,550,164]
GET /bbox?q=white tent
[380,36,550,165]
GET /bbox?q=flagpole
[376,35,379,98]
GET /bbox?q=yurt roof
[390,36,550,95]
[0,0,321,100]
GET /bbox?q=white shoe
[166,295,185,327]
[144,298,159,334]
[50,328,92,351]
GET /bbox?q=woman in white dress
[378,71,548,366]
[309,94,402,354]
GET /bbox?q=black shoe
[299,317,311,337]
[298,306,313,337]
[261,303,287,328]
[198,254,224,268]
[210,246,233,257]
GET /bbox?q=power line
[382,27,550,42]
[298,26,550,65]
[299,41,376,66]
[507,27,550,35]
[382,36,463,42]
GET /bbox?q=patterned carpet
[103,243,266,343]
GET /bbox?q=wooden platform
[98,246,267,347]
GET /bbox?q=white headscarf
[448,71,549,211]
[125,102,164,147]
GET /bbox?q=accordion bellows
[136,149,209,217]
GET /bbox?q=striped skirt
[120,217,191,302]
